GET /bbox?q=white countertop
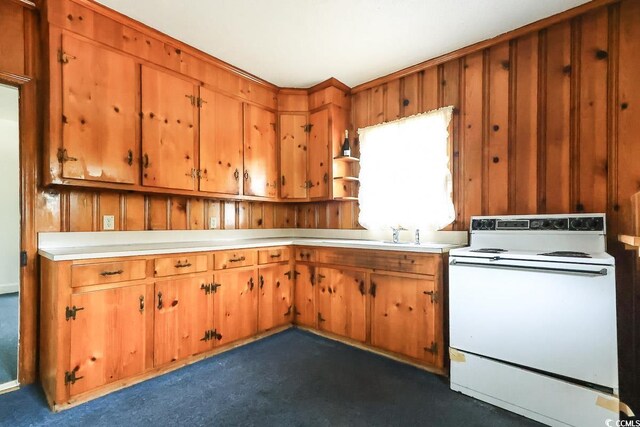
[38,229,467,261]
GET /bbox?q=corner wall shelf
[333,196,359,201]
[333,176,359,182]
[333,156,360,162]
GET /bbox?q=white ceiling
[96,0,589,88]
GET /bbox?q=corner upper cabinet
[279,113,308,199]
[141,65,198,191]
[243,104,277,198]
[58,34,138,184]
[199,88,244,195]
[307,109,331,199]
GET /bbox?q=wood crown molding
[351,0,621,93]
[6,0,37,9]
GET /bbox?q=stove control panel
[471,216,605,231]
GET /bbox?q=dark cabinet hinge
[285,270,300,280]
[201,283,212,295]
[284,305,292,316]
[20,251,27,267]
[424,342,438,355]
[293,305,301,316]
[64,370,83,385]
[57,148,77,163]
[200,329,222,342]
[369,282,377,298]
[65,305,84,321]
[423,290,439,304]
[358,280,365,296]
[318,313,326,323]
[185,94,197,106]
[302,123,313,133]
[57,49,76,64]
[196,97,208,108]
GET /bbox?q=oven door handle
[449,259,608,276]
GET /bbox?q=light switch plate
[103,215,115,231]
[209,217,218,229]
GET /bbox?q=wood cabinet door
[279,113,308,199]
[213,269,258,345]
[258,264,293,332]
[308,109,330,199]
[154,276,213,367]
[199,87,243,195]
[141,65,197,190]
[60,34,138,184]
[294,264,316,328]
[243,104,277,198]
[316,267,366,342]
[68,284,149,396]
[370,274,439,364]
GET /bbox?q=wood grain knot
[595,50,608,60]
[562,65,572,75]
[621,102,629,110]
[402,99,410,107]
[492,125,500,132]
[492,157,500,164]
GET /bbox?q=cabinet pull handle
[323,173,328,183]
[174,261,192,269]
[310,273,315,285]
[248,277,254,291]
[317,274,325,283]
[157,292,163,309]
[307,180,315,188]
[259,275,264,289]
[269,253,282,259]
[142,153,150,169]
[281,175,285,186]
[234,169,240,181]
[369,282,377,298]
[100,269,123,277]
[139,295,144,312]
[229,256,246,263]
[126,149,133,166]
[358,280,365,296]
[244,170,249,180]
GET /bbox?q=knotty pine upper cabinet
[154,275,214,367]
[307,109,331,199]
[243,104,278,198]
[257,264,293,332]
[59,34,138,184]
[68,284,151,396]
[316,267,367,342]
[199,87,244,195]
[141,65,198,191]
[279,113,308,199]
[370,274,441,367]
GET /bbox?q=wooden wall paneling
[206,200,221,229]
[370,85,384,125]
[274,204,295,228]
[36,190,62,232]
[98,192,121,231]
[421,67,440,112]
[442,60,462,228]
[238,201,249,229]
[316,203,328,229]
[487,42,511,215]
[223,200,236,229]
[262,203,275,229]
[125,193,145,231]
[327,202,341,229]
[169,197,188,230]
[339,202,355,229]
[351,89,370,147]
[461,52,485,228]
[401,73,420,117]
[147,196,168,230]
[250,202,264,228]
[512,33,539,215]
[69,191,96,231]
[576,9,609,214]
[616,0,640,235]
[188,198,204,230]
[543,22,572,214]
[384,80,401,122]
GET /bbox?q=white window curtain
[357,105,455,231]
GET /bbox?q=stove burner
[538,251,592,258]
[470,248,507,254]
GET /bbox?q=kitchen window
[357,106,455,231]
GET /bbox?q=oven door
[449,256,618,389]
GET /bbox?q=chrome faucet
[415,229,420,245]
[391,227,404,243]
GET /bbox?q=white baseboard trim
[0,282,19,295]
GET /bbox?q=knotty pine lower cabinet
[257,264,293,332]
[68,284,152,397]
[213,269,258,346]
[316,267,367,342]
[369,274,441,368]
[293,264,316,328]
[153,276,214,367]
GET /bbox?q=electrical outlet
[103,215,115,231]
[209,217,218,229]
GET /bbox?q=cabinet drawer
[214,250,255,270]
[258,248,290,264]
[154,254,208,277]
[71,260,147,287]
[316,249,438,275]
[294,248,316,262]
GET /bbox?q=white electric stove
[449,214,620,427]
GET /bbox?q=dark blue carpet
[0,292,18,386]
[0,329,540,426]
